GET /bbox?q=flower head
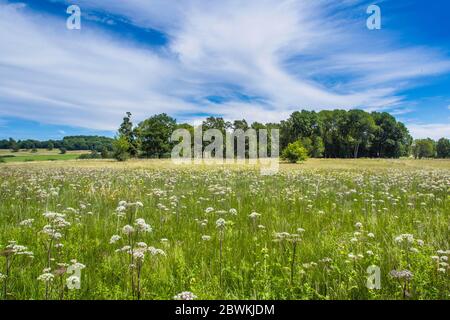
[174,291,197,300]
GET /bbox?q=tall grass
[0,161,448,300]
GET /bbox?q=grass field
[0,149,88,163]
[0,159,449,300]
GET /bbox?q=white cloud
[0,0,449,131]
[407,123,450,140]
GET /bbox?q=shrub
[101,147,110,159]
[79,150,102,160]
[282,140,308,163]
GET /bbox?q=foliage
[112,136,131,162]
[281,110,412,159]
[0,136,113,152]
[137,113,177,158]
[118,112,139,157]
[412,139,436,159]
[100,147,110,159]
[282,140,308,163]
[436,138,450,158]
[78,150,102,160]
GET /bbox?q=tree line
[1,111,448,160]
[0,136,114,153]
[112,110,450,161]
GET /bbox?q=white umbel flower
[174,291,197,300]
[216,218,226,229]
[122,225,135,235]
[110,235,121,244]
[37,272,55,283]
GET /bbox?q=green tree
[436,138,450,158]
[59,147,67,154]
[137,113,177,158]
[113,136,131,161]
[47,142,54,151]
[281,140,308,163]
[202,117,232,135]
[412,139,436,159]
[280,110,320,150]
[118,112,139,157]
[346,110,376,158]
[369,112,412,158]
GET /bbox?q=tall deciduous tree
[118,112,139,157]
[412,139,436,159]
[138,113,177,158]
[436,138,450,158]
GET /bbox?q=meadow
[0,149,88,163]
[0,159,448,300]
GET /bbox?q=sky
[0,0,449,140]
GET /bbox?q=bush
[101,147,110,159]
[282,140,308,163]
[79,150,102,160]
[59,147,67,154]
[31,148,38,153]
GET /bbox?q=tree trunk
[354,143,360,158]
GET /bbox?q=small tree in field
[59,147,67,154]
[101,147,110,159]
[113,136,131,162]
[282,141,308,163]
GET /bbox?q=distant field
[0,149,88,163]
[1,156,449,171]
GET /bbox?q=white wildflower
[122,225,134,235]
[19,219,34,227]
[148,247,166,256]
[216,218,226,229]
[37,272,55,283]
[135,218,152,233]
[205,207,214,214]
[66,275,80,288]
[174,291,197,300]
[109,235,121,244]
[249,212,261,219]
[201,235,211,241]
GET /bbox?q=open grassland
[0,149,88,163]
[0,159,449,300]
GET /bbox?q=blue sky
[0,0,449,140]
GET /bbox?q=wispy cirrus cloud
[0,0,449,138]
